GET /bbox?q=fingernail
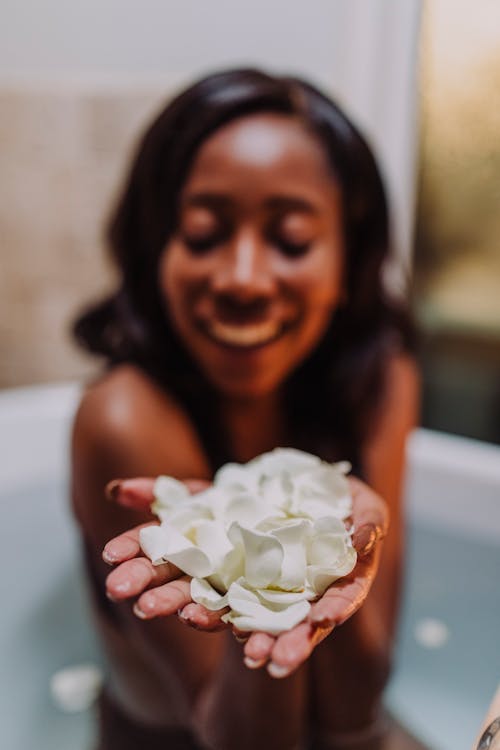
[106,479,122,502]
[353,524,381,557]
[244,657,265,669]
[106,590,118,602]
[102,548,117,564]
[267,662,290,679]
[133,602,147,619]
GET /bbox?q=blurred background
[1,2,499,750]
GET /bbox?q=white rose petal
[191,577,229,610]
[223,582,311,634]
[209,544,245,591]
[168,502,212,535]
[153,476,190,513]
[256,587,314,607]
[270,519,311,591]
[139,525,171,565]
[214,462,261,493]
[193,519,234,569]
[250,447,321,477]
[140,524,213,577]
[259,474,294,515]
[228,523,284,588]
[308,519,351,566]
[221,492,274,527]
[306,549,357,595]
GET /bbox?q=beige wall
[0,86,168,387]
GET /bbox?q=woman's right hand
[103,478,228,631]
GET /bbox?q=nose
[210,229,276,303]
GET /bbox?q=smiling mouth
[205,319,284,348]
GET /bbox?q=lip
[200,319,287,350]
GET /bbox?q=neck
[220,390,286,464]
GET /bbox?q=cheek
[299,252,345,313]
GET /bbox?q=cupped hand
[103,478,227,631]
[243,477,388,677]
[103,475,388,670]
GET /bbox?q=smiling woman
[71,68,420,750]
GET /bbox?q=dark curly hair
[74,68,416,471]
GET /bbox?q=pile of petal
[140,448,357,635]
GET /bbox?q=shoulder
[72,364,211,480]
[71,364,211,547]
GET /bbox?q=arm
[71,366,219,697]
[361,352,420,642]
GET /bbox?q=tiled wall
[0,85,168,388]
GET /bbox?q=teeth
[208,320,281,347]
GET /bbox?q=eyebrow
[181,192,319,214]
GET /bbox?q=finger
[134,577,192,619]
[106,478,155,510]
[267,619,335,679]
[178,602,229,631]
[106,556,180,601]
[106,477,211,511]
[309,557,377,626]
[102,522,158,564]
[232,627,250,644]
[348,477,389,557]
[352,523,385,558]
[243,631,275,669]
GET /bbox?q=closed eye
[183,233,224,254]
[273,237,311,258]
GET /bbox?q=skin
[72,113,420,748]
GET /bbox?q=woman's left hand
[104,475,388,673]
[242,477,389,677]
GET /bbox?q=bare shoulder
[72,364,211,546]
[73,364,211,481]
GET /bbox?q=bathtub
[1,382,499,750]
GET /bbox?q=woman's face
[160,113,345,399]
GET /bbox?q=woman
[72,68,420,749]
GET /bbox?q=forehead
[181,113,339,207]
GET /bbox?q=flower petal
[249,447,321,479]
[138,525,171,565]
[167,502,212,534]
[152,476,190,514]
[228,524,283,589]
[306,548,357,595]
[214,463,260,493]
[256,588,314,607]
[190,578,229,611]
[221,492,273,527]
[307,522,353,567]
[140,524,213,577]
[270,519,311,590]
[223,582,311,634]
[193,519,233,570]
